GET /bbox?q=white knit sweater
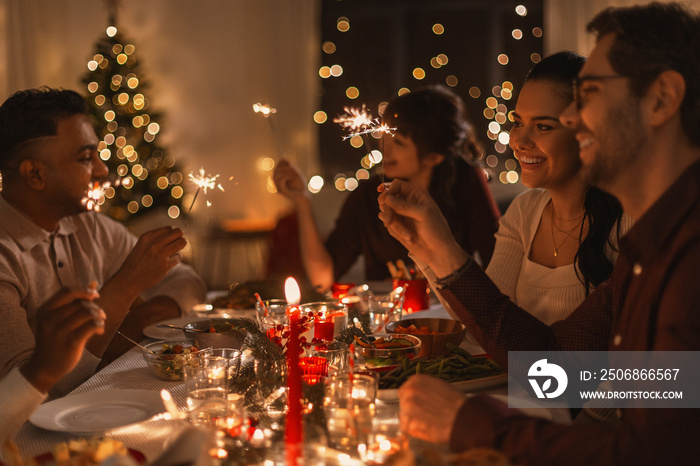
[486,189,633,325]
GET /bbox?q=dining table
[10,303,570,465]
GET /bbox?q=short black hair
[0,87,86,171]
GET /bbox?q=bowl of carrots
[353,334,421,372]
[386,318,467,358]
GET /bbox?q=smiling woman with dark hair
[488,51,631,326]
[273,85,500,292]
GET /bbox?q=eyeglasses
[572,75,627,109]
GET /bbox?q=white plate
[29,389,163,432]
[142,317,208,340]
[378,372,508,401]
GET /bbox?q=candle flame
[253,103,277,118]
[284,277,301,305]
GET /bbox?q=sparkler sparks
[187,167,224,213]
[253,103,284,158]
[188,167,224,194]
[333,105,376,132]
[252,103,277,118]
[334,105,396,140]
[82,181,112,212]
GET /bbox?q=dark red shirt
[440,160,700,465]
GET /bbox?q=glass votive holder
[304,342,349,374]
[392,278,430,313]
[300,302,348,342]
[365,423,408,465]
[331,282,356,300]
[256,299,289,329]
[299,356,329,377]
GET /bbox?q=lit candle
[284,277,303,465]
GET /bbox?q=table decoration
[284,277,304,465]
[299,302,348,341]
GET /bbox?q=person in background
[378,2,700,464]
[0,88,207,396]
[0,287,106,442]
[273,85,500,292]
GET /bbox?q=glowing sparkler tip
[188,167,223,194]
[81,180,112,212]
[252,103,277,118]
[333,105,375,131]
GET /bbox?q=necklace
[550,203,584,257]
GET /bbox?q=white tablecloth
[12,305,569,463]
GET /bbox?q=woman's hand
[273,159,310,206]
[378,180,470,277]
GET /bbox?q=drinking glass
[183,355,230,426]
[255,299,289,331]
[323,373,378,455]
[366,295,402,333]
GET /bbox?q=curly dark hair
[0,87,86,172]
[524,51,623,293]
[587,2,700,148]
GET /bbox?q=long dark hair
[382,85,484,240]
[526,51,623,294]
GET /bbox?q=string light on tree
[82,3,184,221]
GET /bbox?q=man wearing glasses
[378,2,700,464]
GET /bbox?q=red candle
[284,278,303,465]
[314,318,335,341]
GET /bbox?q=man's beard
[580,103,647,192]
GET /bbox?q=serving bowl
[142,339,211,381]
[385,318,467,358]
[353,333,421,372]
[183,318,247,349]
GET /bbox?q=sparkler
[253,102,285,159]
[187,167,224,214]
[334,105,397,182]
[81,180,112,212]
[81,179,118,286]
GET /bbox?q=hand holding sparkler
[272,159,310,205]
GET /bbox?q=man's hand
[20,287,106,393]
[398,374,467,444]
[378,180,470,277]
[120,226,187,292]
[272,159,310,206]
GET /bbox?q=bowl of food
[142,339,211,381]
[353,334,421,372]
[386,318,467,358]
[184,318,247,349]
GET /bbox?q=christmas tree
[81,18,184,222]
